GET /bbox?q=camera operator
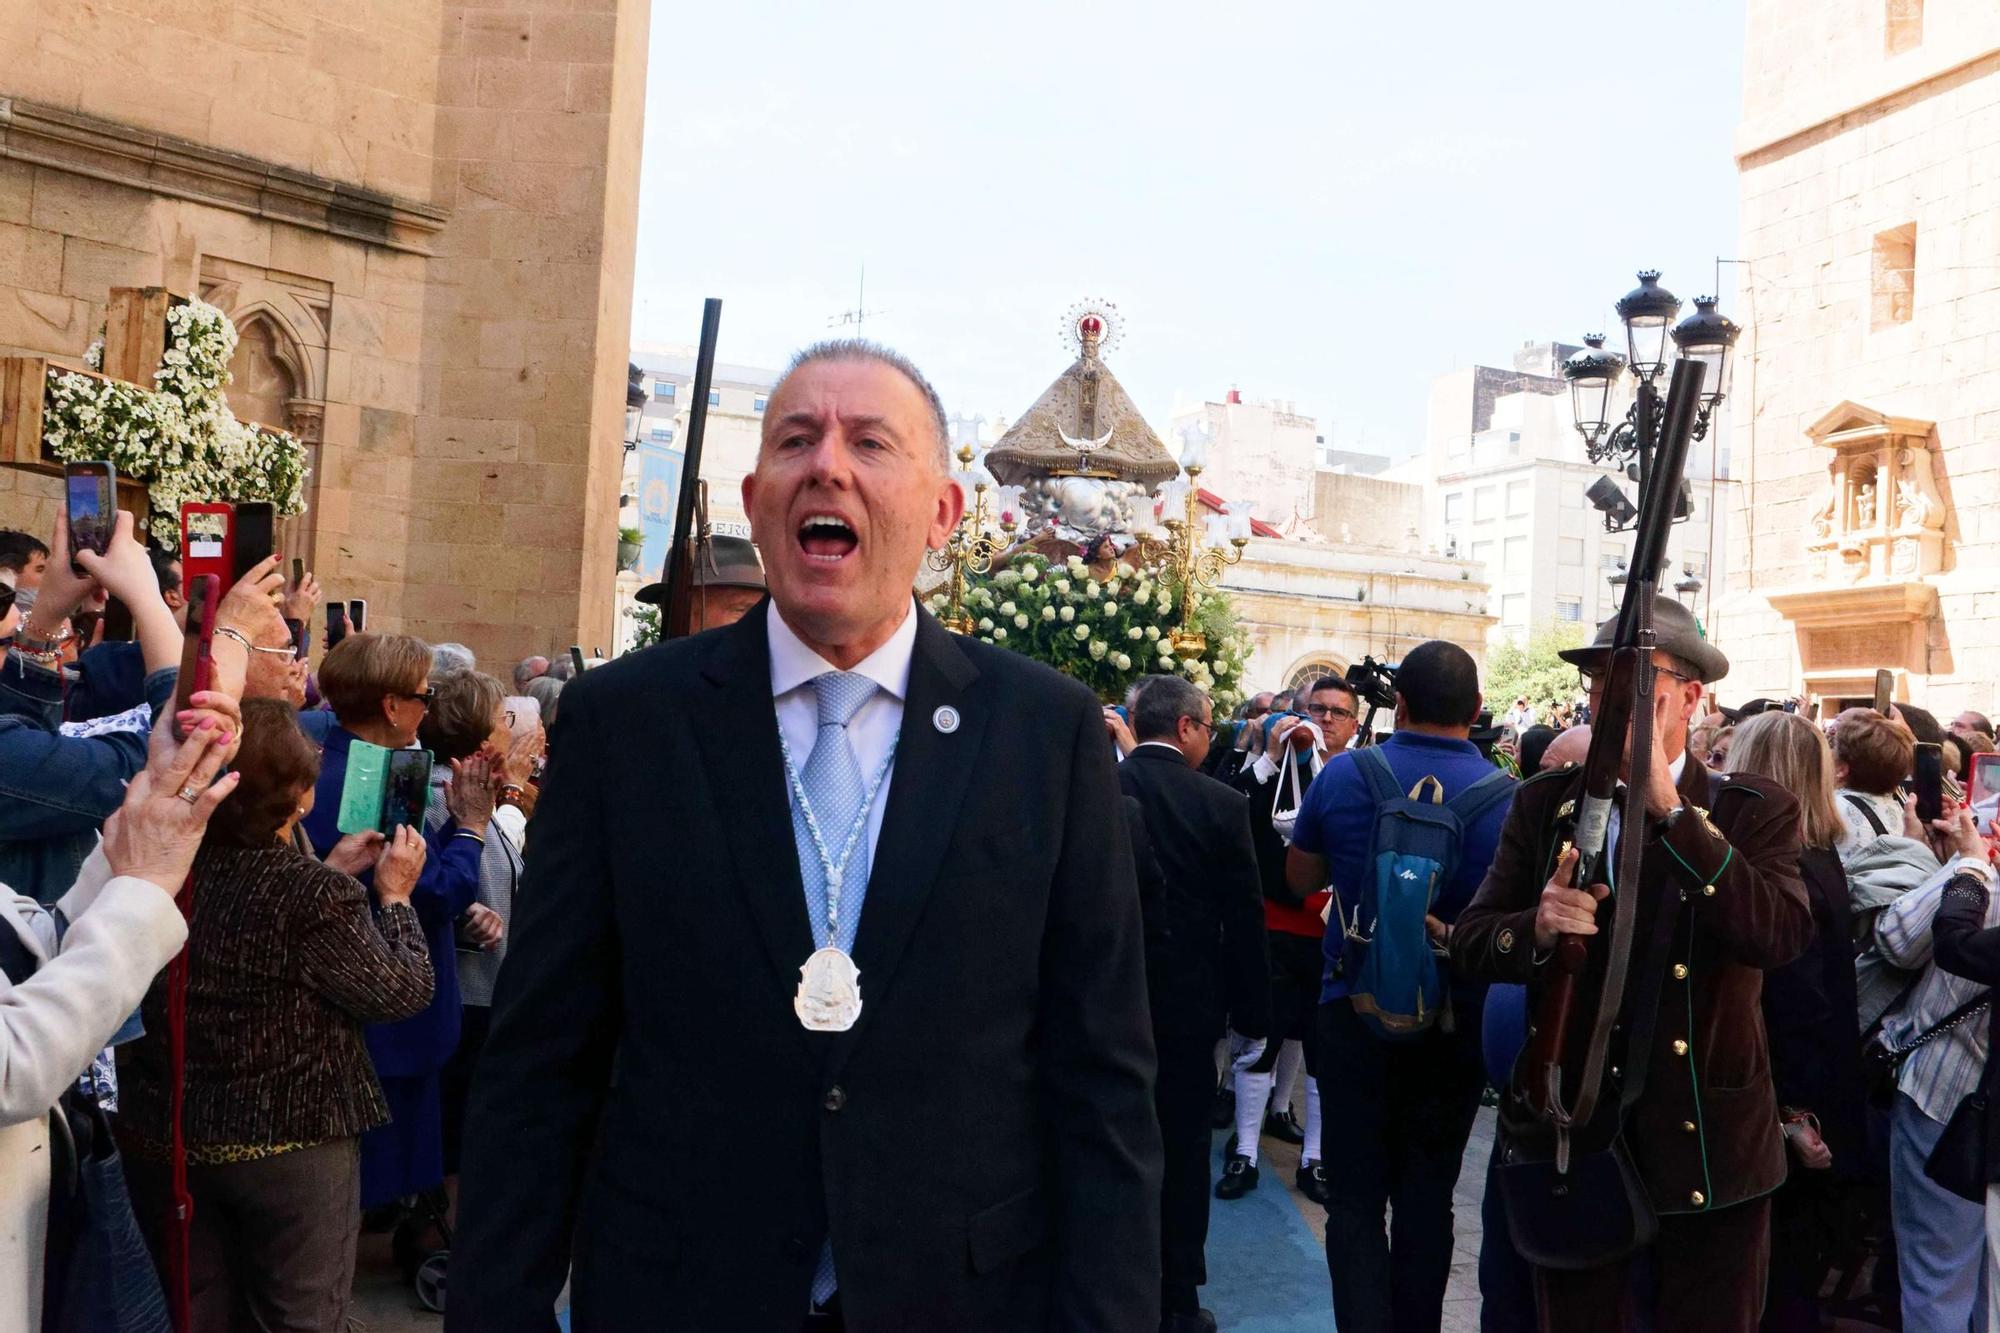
[1216,675,1360,1207]
[1283,641,1516,1332]
[1118,675,1269,1332]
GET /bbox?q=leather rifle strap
[1558,588,1658,1131]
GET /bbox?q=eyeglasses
[398,687,437,709]
[1307,703,1356,721]
[1577,666,1696,692]
[248,641,298,661]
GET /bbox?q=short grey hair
[770,339,951,471]
[1132,674,1209,744]
[432,642,476,674]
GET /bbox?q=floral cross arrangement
[937,551,1252,710]
[41,298,309,547]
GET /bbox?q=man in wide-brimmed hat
[1453,594,1811,1332]
[636,533,768,632]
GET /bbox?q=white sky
[631,0,1746,460]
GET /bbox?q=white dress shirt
[767,601,915,868]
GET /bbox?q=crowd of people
[0,511,570,1329]
[4,334,2000,1333]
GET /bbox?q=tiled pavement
[347,1105,1505,1332]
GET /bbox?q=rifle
[1522,357,1706,1134]
[663,298,724,640]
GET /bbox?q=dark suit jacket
[1118,745,1272,1043]
[1452,758,1811,1215]
[449,605,1163,1332]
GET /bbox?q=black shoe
[1264,1107,1305,1145]
[1210,1086,1235,1130]
[1161,1311,1218,1333]
[1214,1154,1258,1200]
[1296,1159,1329,1206]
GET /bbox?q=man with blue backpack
[1285,640,1516,1333]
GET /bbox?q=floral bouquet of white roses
[933,551,1251,710]
[44,299,309,547]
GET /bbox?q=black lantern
[1563,335,1626,449]
[1670,296,1740,411]
[1608,558,1628,593]
[624,363,648,453]
[1614,270,1682,384]
[1673,564,1703,606]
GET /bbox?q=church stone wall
[1714,3,2000,718]
[0,0,650,665]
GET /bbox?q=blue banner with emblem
[636,436,684,584]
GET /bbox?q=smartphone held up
[64,462,115,574]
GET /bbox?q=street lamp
[1670,296,1741,415]
[623,362,648,454]
[1614,270,1682,385]
[1608,558,1628,593]
[1564,270,1739,533]
[1564,335,1626,452]
[1673,565,1704,606]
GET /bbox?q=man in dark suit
[1452,597,1811,1331]
[450,341,1162,1332]
[1118,675,1270,1332]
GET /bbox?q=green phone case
[336,740,389,835]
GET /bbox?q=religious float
[924,302,1254,707]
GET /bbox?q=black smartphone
[326,602,349,649]
[1915,741,1945,825]
[290,557,305,588]
[173,574,221,724]
[1873,668,1894,716]
[232,501,274,582]
[64,461,115,574]
[347,599,367,633]
[570,644,586,674]
[284,616,307,656]
[381,749,434,834]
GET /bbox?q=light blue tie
[793,671,878,957]
[793,671,876,1308]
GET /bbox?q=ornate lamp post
[1563,271,1739,535]
[926,444,1016,634]
[1673,565,1704,606]
[1133,460,1250,656]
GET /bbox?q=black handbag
[1495,1129,1657,1271]
[1866,989,1990,1108]
[1925,1091,1988,1204]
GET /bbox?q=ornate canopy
[981,303,1180,491]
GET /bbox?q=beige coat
[0,848,186,1333]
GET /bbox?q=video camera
[1344,655,1399,711]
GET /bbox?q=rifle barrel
[664,298,724,634]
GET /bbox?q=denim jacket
[0,649,175,904]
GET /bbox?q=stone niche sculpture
[1769,400,1949,705]
[1803,401,1946,585]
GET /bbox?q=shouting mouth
[798,513,859,564]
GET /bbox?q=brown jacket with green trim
[1451,756,1812,1215]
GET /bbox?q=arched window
[1286,659,1344,693]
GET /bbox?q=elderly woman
[297,635,499,1219]
[1727,711,1869,1331]
[418,671,524,1185]
[120,700,434,1331]
[2,718,239,1331]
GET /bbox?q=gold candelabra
[1131,464,1249,657]
[926,445,1016,635]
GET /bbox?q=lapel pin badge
[932,705,961,735]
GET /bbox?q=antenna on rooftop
[828,264,887,335]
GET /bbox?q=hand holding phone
[325,602,349,649]
[64,463,115,575]
[1874,669,1895,716]
[1915,741,1945,825]
[173,575,222,731]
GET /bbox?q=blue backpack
[1334,746,1515,1040]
